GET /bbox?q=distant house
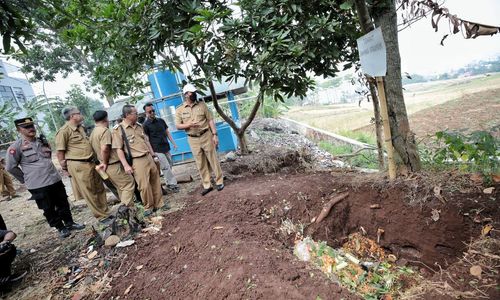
[0,59,35,110]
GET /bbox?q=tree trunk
[353,0,385,171]
[368,79,385,170]
[373,0,421,172]
[207,80,262,155]
[236,131,249,154]
[105,94,114,106]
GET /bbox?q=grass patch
[318,140,379,169]
[338,130,377,145]
[318,141,353,155]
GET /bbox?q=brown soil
[101,170,499,299]
[357,87,500,142]
[409,87,500,141]
[2,138,498,299]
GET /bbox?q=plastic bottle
[95,166,109,180]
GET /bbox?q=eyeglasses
[146,109,155,113]
[20,124,35,129]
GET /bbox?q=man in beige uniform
[55,107,110,220]
[0,159,17,201]
[112,105,165,214]
[90,110,135,206]
[175,83,224,196]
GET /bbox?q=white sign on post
[356,27,387,77]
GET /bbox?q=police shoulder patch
[113,124,120,130]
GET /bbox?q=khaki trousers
[67,160,110,219]
[132,155,163,210]
[0,169,15,196]
[107,163,135,206]
[188,131,223,189]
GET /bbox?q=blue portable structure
[146,69,245,163]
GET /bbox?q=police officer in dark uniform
[5,118,85,238]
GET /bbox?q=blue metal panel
[147,69,239,163]
[170,121,238,163]
[227,91,240,124]
[148,70,186,98]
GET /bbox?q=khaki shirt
[5,137,61,189]
[112,121,149,158]
[55,122,94,160]
[90,124,120,164]
[175,101,213,135]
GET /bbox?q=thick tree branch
[240,90,263,133]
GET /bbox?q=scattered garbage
[294,237,313,262]
[481,224,493,236]
[124,284,133,295]
[293,233,420,299]
[104,235,120,247]
[224,152,237,162]
[483,187,494,194]
[116,240,135,248]
[431,209,440,222]
[87,251,98,260]
[376,228,385,244]
[469,265,482,279]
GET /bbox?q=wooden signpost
[357,28,397,180]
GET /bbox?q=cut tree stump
[315,192,349,224]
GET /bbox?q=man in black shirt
[143,103,179,192]
[0,228,25,292]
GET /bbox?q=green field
[285,73,500,135]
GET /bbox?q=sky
[398,0,500,75]
[4,0,500,102]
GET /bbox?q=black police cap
[14,117,34,127]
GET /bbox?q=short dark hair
[122,104,136,117]
[143,102,154,111]
[93,110,108,122]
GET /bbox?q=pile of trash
[247,118,346,170]
[294,233,420,300]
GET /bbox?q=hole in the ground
[271,185,475,268]
[400,245,423,258]
[256,172,490,298]
[435,243,457,256]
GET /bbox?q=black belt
[187,129,209,138]
[66,157,94,163]
[132,154,147,159]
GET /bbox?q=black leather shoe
[9,271,27,283]
[99,216,114,225]
[216,184,224,191]
[161,187,168,195]
[159,202,171,211]
[167,185,180,193]
[58,227,71,238]
[66,222,85,231]
[200,187,213,196]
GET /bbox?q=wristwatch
[212,132,218,136]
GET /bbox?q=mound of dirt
[224,146,313,175]
[100,171,498,299]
